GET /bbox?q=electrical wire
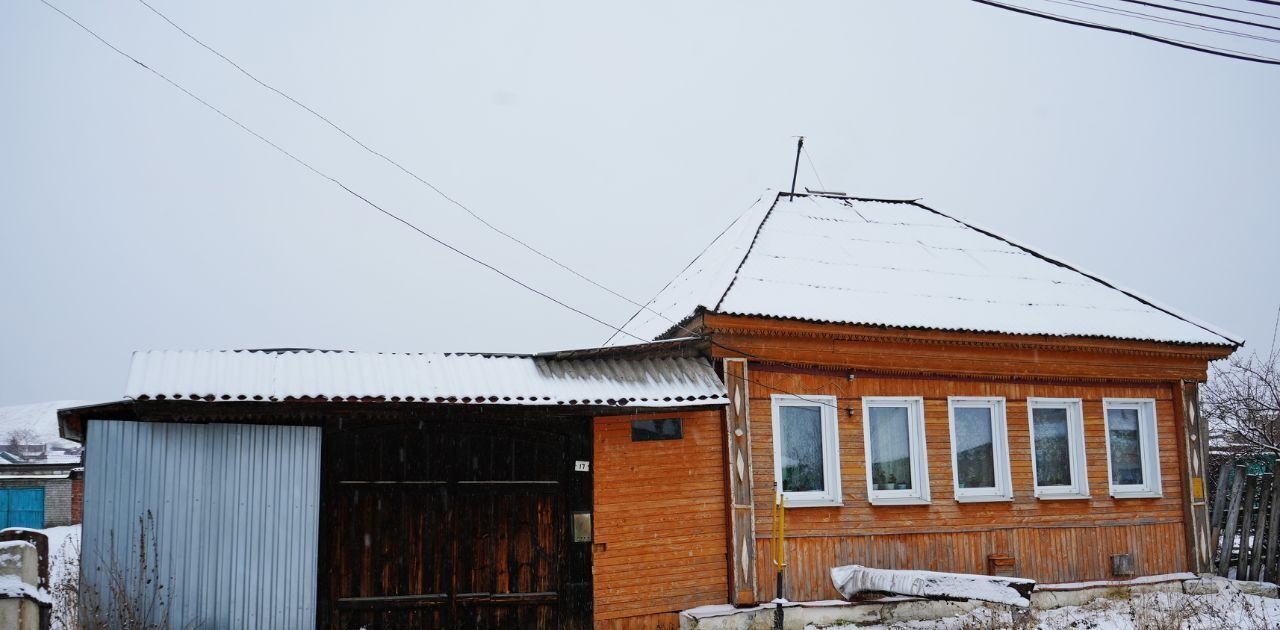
[803,146,829,193]
[970,0,1280,64]
[40,0,858,413]
[38,0,646,345]
[1167,0,1280,21]
[1111,0,1280,32]
[133,0,677,329]
[1042,0,1280,44]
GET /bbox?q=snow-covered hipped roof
[616,192,1239,346]
[125,348,726,407]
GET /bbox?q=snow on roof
[0,401,89,451]
[617,191,1240,347]
[124,349,726,407]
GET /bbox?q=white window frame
[1103,398,1162,499]
[1027,398,1090,500]
[862,397,930,506]
[947,397,1013,503]
[771,395,842,507]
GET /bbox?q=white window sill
[1035,492,1092,501]
[955,495,1013,503]
[1110,490,1163,499]
[782,497,843,508]
[869,496,931,506]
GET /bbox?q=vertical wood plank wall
[593,410,728,628]
[749,371,1188,602]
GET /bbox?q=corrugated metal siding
[124,349,727,406]
[82,420,320,629]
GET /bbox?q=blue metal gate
[0,488,44,529]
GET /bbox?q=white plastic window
[771,395,842,507]
[1027,398,1090,499]
[1104,399,1162,498]
[948,397,1012,502]
[863,397,930,505]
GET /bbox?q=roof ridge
[908,200,1241,347]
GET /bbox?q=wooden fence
[1211,462,1280,581]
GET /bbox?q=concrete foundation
[680,574,1280,630]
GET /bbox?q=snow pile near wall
[813,580,1280,630]
[831,565,1035,607]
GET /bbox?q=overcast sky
[3,1,1278,406]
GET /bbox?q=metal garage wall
[82,420,321,629]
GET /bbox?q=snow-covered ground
[813,579,1280,629]
[44,524,79,630]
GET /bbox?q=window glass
[1108,407,1144,486]
[869,406,913,491]
[954,406,996,489]
[1032,407,1072,487]
[631,418,683,442]
[780,405,824,493]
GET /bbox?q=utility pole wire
[134,0,670,326]
[803,146,829,193]
[1045,0,1280,44]
[969,0,1280,64]
[1113,0,1280,32]
[42,0,861,414]
[39,0,646,344]
[1167,0,1280,21]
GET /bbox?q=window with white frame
[771,395,841,507]
[1028,398,1089,499]
[863,397,930,505]
[1104,399,1162,498]
[948,397,1012,502]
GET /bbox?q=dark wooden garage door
[318,417,591,629]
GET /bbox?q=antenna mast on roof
[789,136,804,202]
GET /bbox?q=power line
[1248,0,1280,7]
[970,0,1280,64]
[1112,0,1280,32]
[135,0,853,411]
[1167,0,1280,22]
[602,196,762,346]
[803,146,829,193]
[38,0,646,345]
[1043,0,1280,44]
[133,0,670,328]
[40,0,858,413]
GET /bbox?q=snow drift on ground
[814,580,1280,629]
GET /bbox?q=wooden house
[59,191,1239,629]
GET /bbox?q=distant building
[0,401,87,528]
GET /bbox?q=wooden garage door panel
[325,420,577,630]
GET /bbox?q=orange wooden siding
[592,410,728,625]
[749,371,1189,597]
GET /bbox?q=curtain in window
[869,406,912,491]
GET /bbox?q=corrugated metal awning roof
[613,191,1241,347]
[124,349,727,407]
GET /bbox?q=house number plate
[574,460,590,472]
